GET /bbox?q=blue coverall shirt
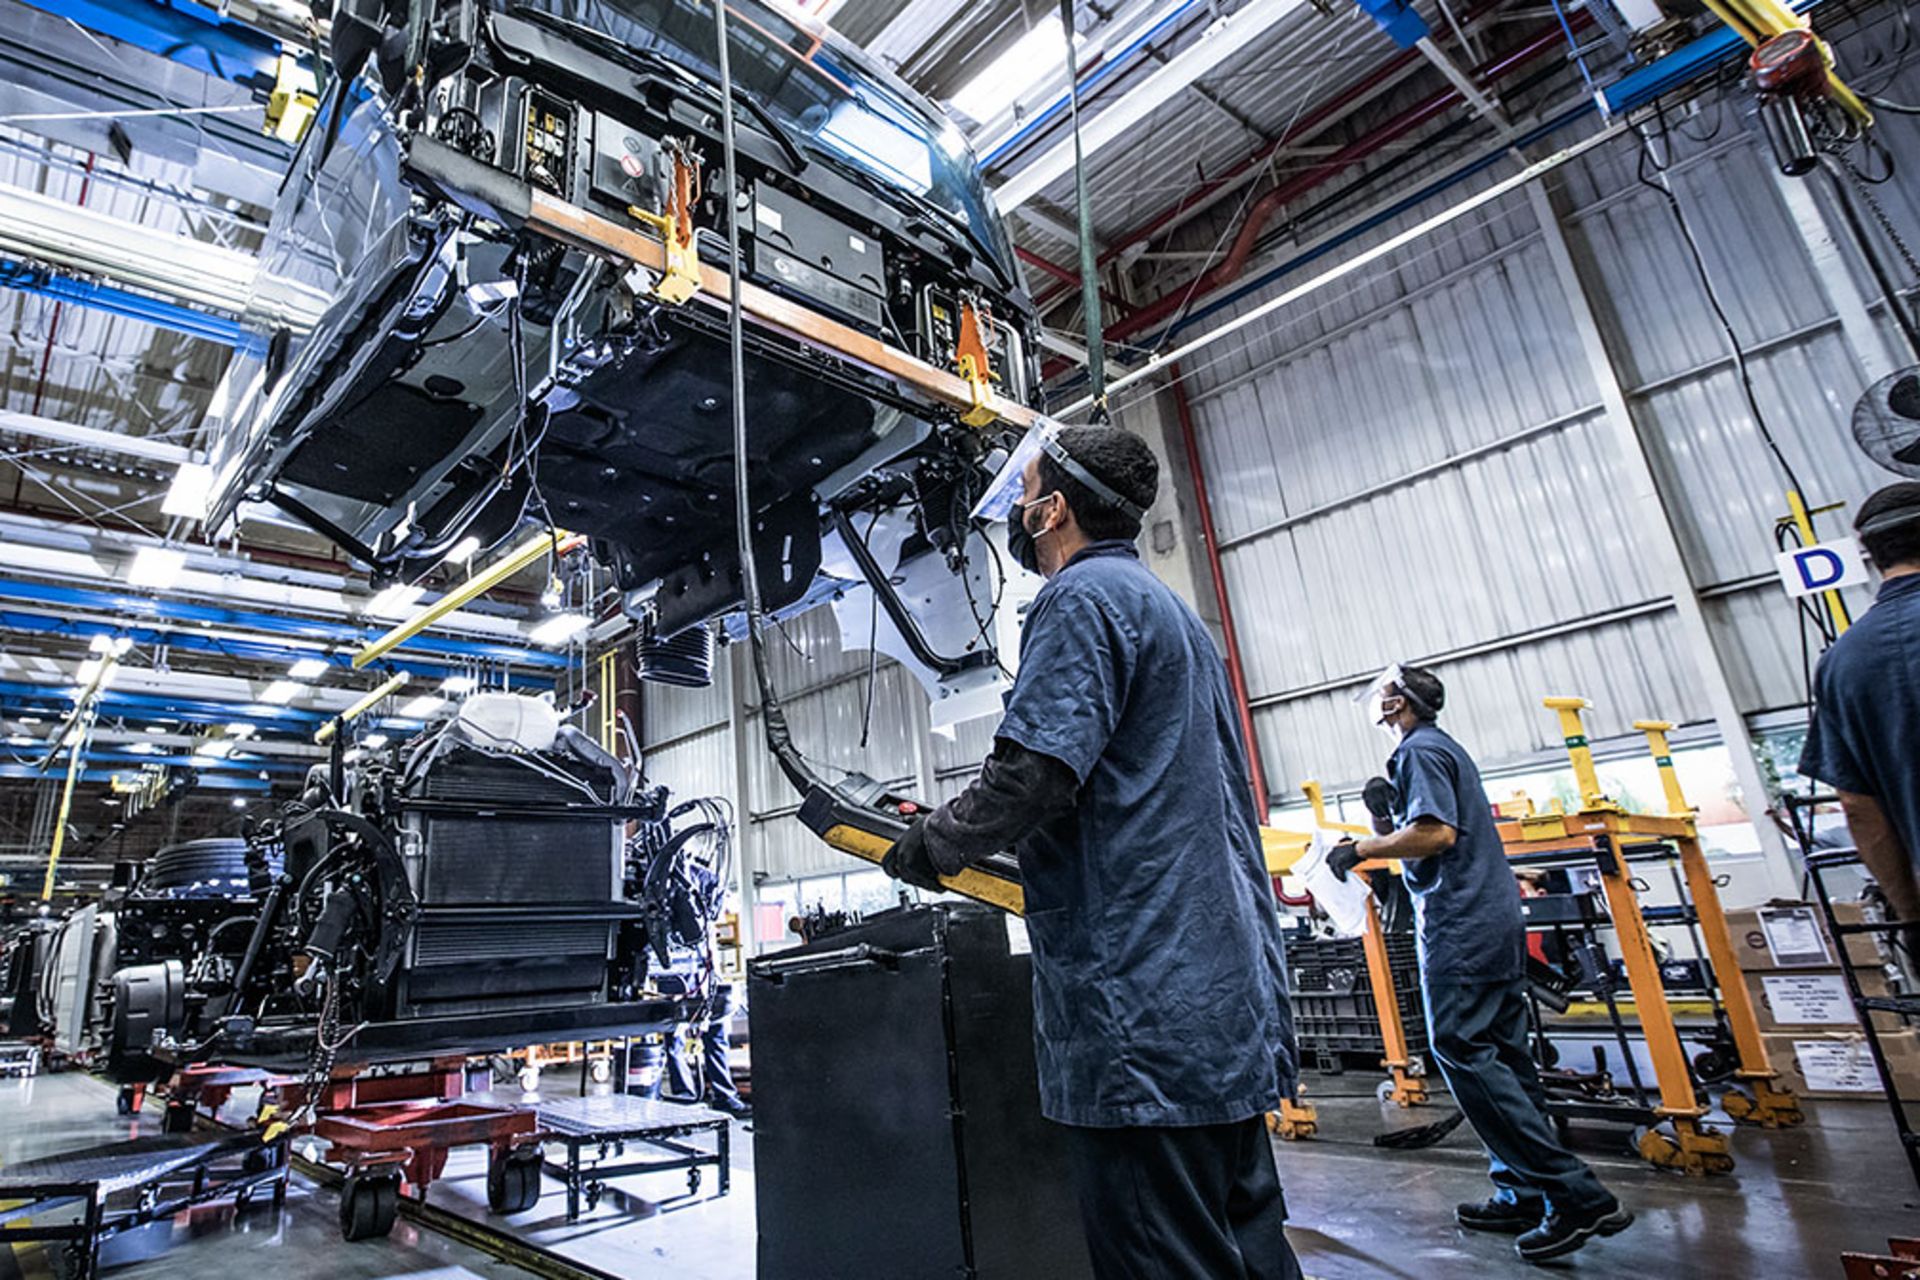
[1800,574,1920,865]
[1388,724,1527,983]
[995,540,1298,1128]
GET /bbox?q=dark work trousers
[1424,975,1611,1214]
[665,1015,745,1109]
[1060,1116,1302,1280]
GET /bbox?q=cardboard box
[1761,1030,1920,1099]
[1742,967,1899,1033]
[1724,900,1883,972]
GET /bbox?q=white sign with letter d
[1776,539,1869,599]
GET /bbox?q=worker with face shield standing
[1329,665,1631,1263]
[881,424,1301,1280]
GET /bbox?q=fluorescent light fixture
[364,583,423,618]
[21,717,41,726]
[127,546,187,590]
[231,797,248,808]
[440,674,477,697]
[261,680,301,704]
[144,724,166,734]
[286,656,330,680]
[225,723,256,738]
[529,613,589,646]
[160,462,216,519]
[398,695,445,719]
[6,734,34,746]
[128,741,156,754]
[950,17,1067,123]
[362,733,389,748]
[446,535,481,564]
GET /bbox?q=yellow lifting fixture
[625,139,704,306]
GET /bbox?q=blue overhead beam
[0,578,568,670]
[0,763,272,790]
[0,679,326,728]
[17,0,280,89]
[0,608,554,688]
[0,259,247,348]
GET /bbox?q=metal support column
[1770,169,1898,384]
[1527,180,1797,896]
[724,645,758,958]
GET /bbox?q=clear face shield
[1355,664,1411,742]
[968,419,1149,525]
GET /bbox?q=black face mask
[1007,497,1051,575]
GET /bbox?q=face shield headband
[969,422,1147,525]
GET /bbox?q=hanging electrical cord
[1060,0,1106,419]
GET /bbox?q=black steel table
[535,1093,730,1221]
[0,1131,290,1278]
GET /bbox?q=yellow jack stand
[1268,1096,1319,1140]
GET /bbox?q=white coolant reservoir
[452,692,560,753]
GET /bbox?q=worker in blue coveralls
[882,425,1301,1280]
[1798,483,1920,970]
[1332,665,1632,1263]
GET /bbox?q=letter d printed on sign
[1775,538,1869,599]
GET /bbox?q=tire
[340,1172,400,1241]
[487,1149,542,1215]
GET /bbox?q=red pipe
[28,154,96,417]
[1092,19,1581,350]
[1015,246,1133,315]
[1167,368,1266,815]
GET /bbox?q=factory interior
[3,0,1920,1274]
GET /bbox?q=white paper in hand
[1298,832,1373,938]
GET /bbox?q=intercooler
[392,749,628,1020]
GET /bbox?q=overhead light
[286,656,330,680]
[261,680,301,704]
[127,741,156,754]
[144,724,166,734]
[127,546,187,590]
[257,771,270,781]
[362,733,389,749]
[160,462,216,520]
[365,583,423,618]
[225,723,256,738]
[440,674,477,697]
[398,695,445,719]
[6,734,34,746]
[529,612,589,646]
[21,716,41,726]
[231,797,248,809]
[950,16,1067,123]
[446,535,481,564]
[199,738,235,758]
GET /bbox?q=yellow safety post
[353,530,582,669]
[1785,490,1853,637]
[40,732,87,901]
[1633,720,1693,817]
[1543,697,1615,811]
[597,649,619,753]
[314,672,411,745]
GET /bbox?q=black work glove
[881,818,944,893]
[1362,776,1397,835]
[1328,840,1365,883]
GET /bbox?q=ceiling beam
[992,0,1314,212]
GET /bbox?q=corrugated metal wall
[1170,51,1920,797]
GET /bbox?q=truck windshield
[523,0,1015,282]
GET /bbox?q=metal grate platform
[535,1093,731,1221]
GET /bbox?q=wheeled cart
[535,1093,730,1221]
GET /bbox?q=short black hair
[1037,426,1160,541]
[1856,482,1920,569]
[1395,665,1445,722]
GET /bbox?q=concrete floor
[3,1068,1914,1278]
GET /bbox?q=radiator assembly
[100,695,725,1082]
